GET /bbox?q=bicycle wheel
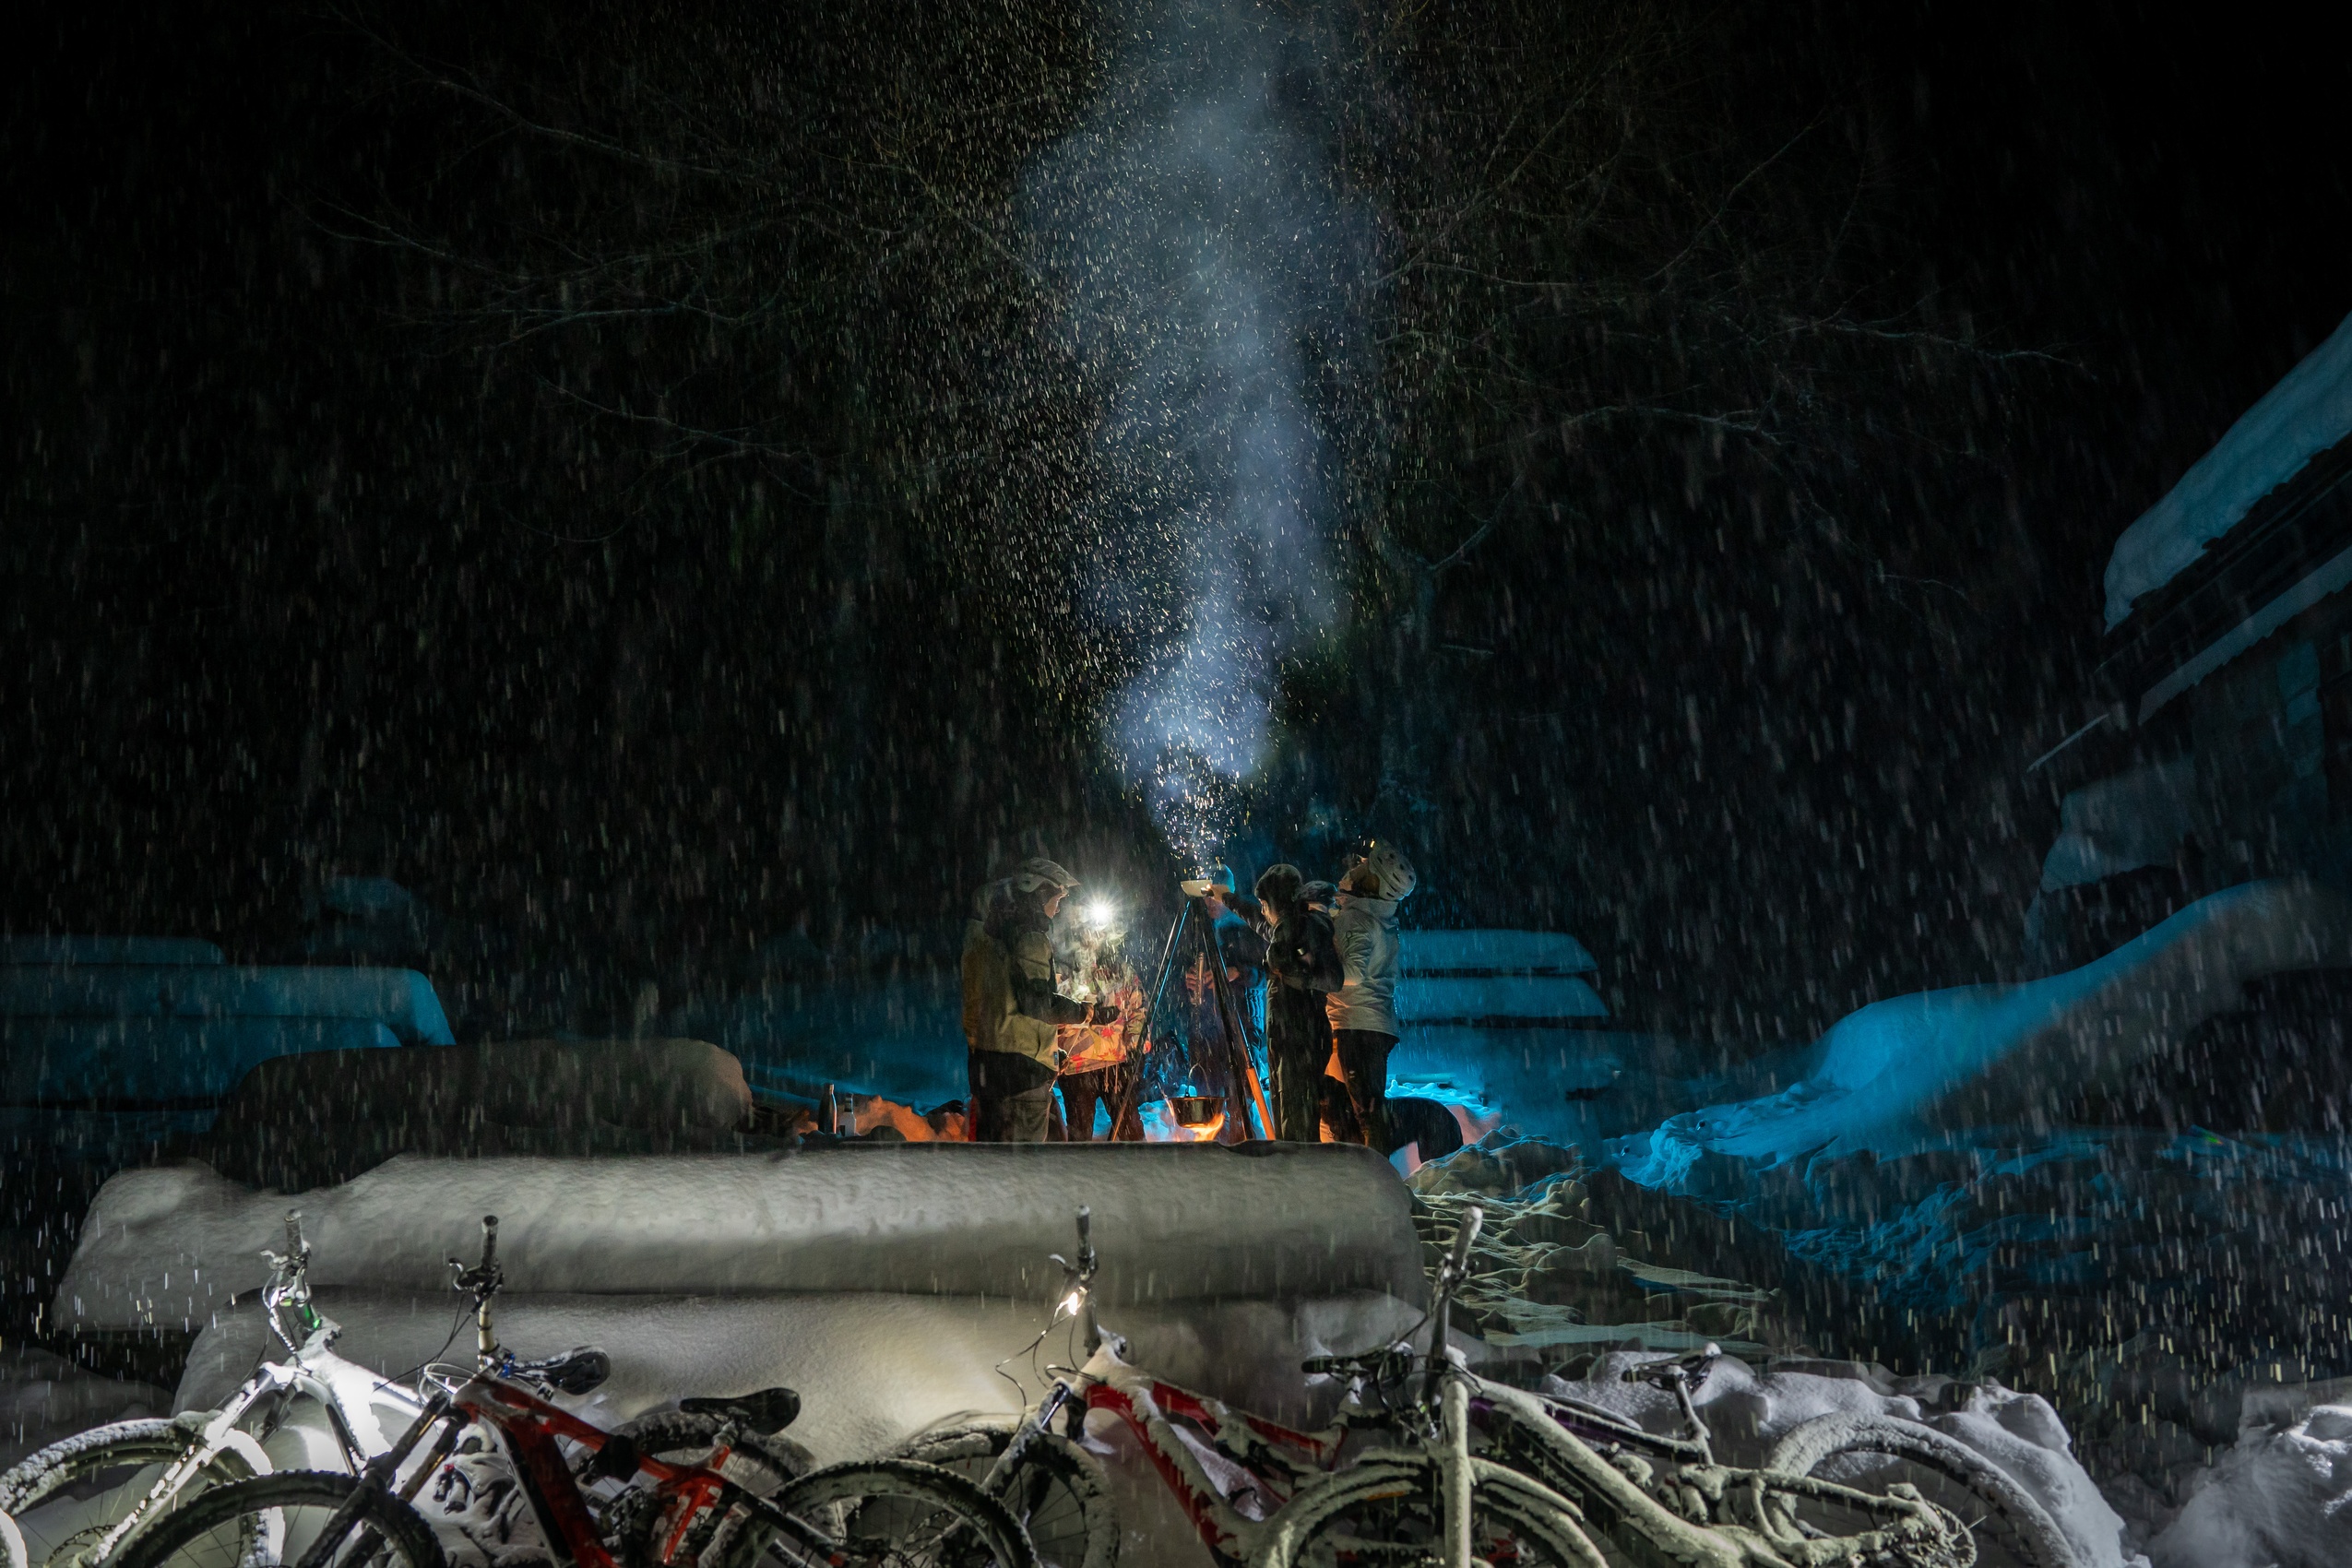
[1765,1415,2079,1568]
[110,1471,445,1568]
[892,1420,1115,1568]
[0,1418,273,1568]
[1261,1454,1607,1568]
[714,1459,1035,1568]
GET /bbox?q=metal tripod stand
[1115,888,1274,1140]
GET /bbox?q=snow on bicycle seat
[679,1386,802,1433]
[515,1345,612,1396]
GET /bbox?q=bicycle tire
[1259,1453,1607,1568]
[0,1418,274,1568]
[892,1420,1115,1568]
[715,1458,1036,1568]
[1765,1414,2081,1568]
[110,1471,445,1568]
[0,1420,273,1517]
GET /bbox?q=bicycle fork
[1437,1372,1474,1568]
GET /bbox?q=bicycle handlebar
[284,1210,307,1260]
[478,1215,498,1274]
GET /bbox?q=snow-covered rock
[56,1145,1423,1334]
[2152,1403,2352,1568]
[1547,1352,2145,1568]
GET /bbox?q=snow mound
[57,1145,1423,1333]
[1614,880,2352,1177]
[2105,311,2352,628]
[0,1343,171,1471]
[1547,1351,2144,1568]
[2152,1403,2352,1568]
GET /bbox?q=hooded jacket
[1327,893,1402,1037]
[963,884,1093,1068]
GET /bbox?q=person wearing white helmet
[1326,839,1415,1151]
[961,856,1118,1141]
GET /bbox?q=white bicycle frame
[78,1212,419,1567]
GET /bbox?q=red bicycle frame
[1068,1356,1353,1564]
[438,1374,744,1568]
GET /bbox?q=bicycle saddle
[514,1345,613,1396]
[679,1386,802,1434]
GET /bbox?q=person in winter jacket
[1327,840,1414,1151]
[1204,863,1268,1066]
[1257,863,1341,1142]
[961,857,1118,1141]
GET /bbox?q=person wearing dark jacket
[1256,863,1342,1142]
[961,858,1118,1141]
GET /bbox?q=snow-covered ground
[2150,1395,2352,1568]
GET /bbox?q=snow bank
[2151,1403,2352,1568]
[1615,879,2352,1178]
[175,1289,1418,1468]
[2039,756,2197,893]
[0,1344,171,1471]
[57,1144,1423,1333]
[2105,312,2352,628]
[1547,1351,2144,1568]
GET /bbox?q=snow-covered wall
[57,1144,1424,1334]
[2105,312,2352,629]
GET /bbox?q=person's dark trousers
[1268,1032,1327,1142]
[1060,1063,1146,1141]
[969,1049,1058,1142]
[1333,1029,1397,1152]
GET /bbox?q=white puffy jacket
[1327,894,1401,1037]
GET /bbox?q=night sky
[6,0,2347,1047]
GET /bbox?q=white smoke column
[1024,0,1378,864]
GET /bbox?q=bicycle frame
[75,1216,410,1567]
[1471,1376,1965,1568]
[1056,1336,1357,1564]
[433,1372,749,1568]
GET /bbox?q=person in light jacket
[1326,840,1415,1151]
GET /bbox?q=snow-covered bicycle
[107,1215,1033,1568]
[942,1207,2014,1568]
[0,1212,393,1568]
[908,1206,1598,1568]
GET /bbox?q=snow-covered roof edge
[2104,311,2352,630]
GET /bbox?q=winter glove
[1090,1003,1123,1027]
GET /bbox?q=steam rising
[1024,0,1377,862]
